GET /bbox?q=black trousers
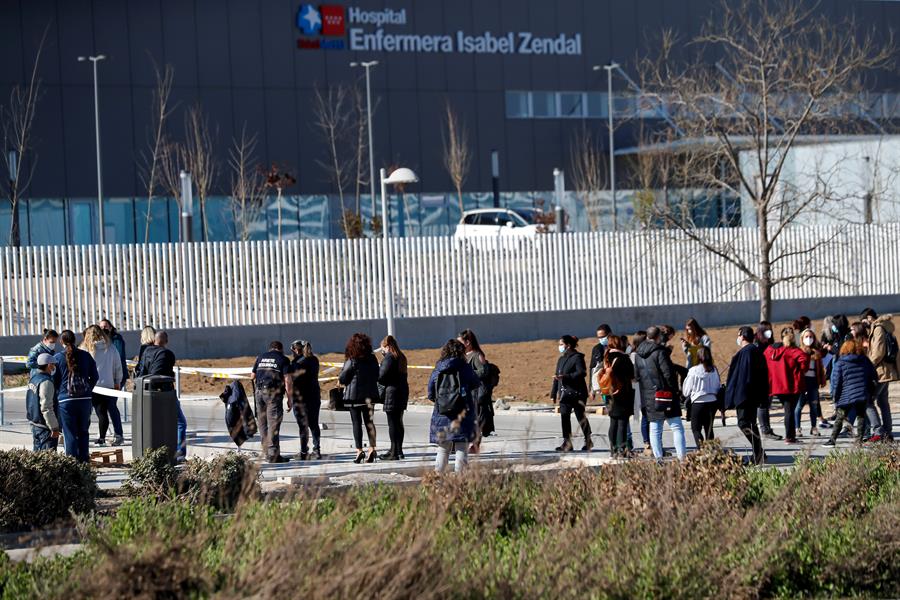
[385,409,405,454]
[779,394,799,440]
[560,400,592,441]
[757,395,774,434]
[349,404,376,449]
[736,401,764,465]
[293,400,321,453]
[608,416,629,453]
[478,398,495,438]
[690,401,717,447]
[255,389,284,460]
[91,393,110,441]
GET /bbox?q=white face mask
[803,337,815,347]
[736,336,743,348]
[558,344,566,354]
[46,341,57,351]
[763,330,773,340]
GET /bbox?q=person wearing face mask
[288,340,322,460]
[590,324,613,403]
[378,335,409,460]
[27,353,60,451]
[752,321,778,439]
[861,308,897,443]
[796,328,826,437]
[551,335,592,452]
[764,328,809,443]
[725,326,768,465]
[681,318,712,369]
[99,319,128,387]
[634,326,686,460]
[458,329,494,450]
[26,329,59,378]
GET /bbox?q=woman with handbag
[550,335,593,452]
[680,346,721,448]
[378,335,409,460]
[338,333,380,463]
[602,335,635,457]
[634,326,686,460]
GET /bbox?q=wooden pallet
[89,448,124,466]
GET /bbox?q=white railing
[1,223,897,336]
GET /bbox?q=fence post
[175,366,181,399]
[0,356,5,425]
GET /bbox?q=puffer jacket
[868,315,900,383]
[634,340,681,420]
[427,357,479,444]
[831,353,877,408]
[378,352,409,412]
[339,354,380,407]
[26,341,56,378]
[764,343,809,396]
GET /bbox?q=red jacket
[764,344,809,396]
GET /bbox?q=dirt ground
[166,320,804,402]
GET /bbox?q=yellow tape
[321,361,431,370]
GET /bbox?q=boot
[555,439,573,452]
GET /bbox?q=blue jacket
[427,357,480,444]
[26,341,56,378]
[725,344,769,409]
[110,332,129,382]
[830,353,877,408]
[52,349,99,402]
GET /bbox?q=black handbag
[328,387,347,411]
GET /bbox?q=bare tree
[182,105,217,241]
[137,61,175,242]
[264,163,297,240]
[351,84,368,217]
[313,85,355,237]
[568,126,607,231]
[635,0,893,320]
[228,125,267,241]
[442,101,471,214]
[1,27,48,247]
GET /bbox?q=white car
[453,208,542,239]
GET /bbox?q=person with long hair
[427,338,481,472]
[52,330,99,462]
[133,326,157,377]
[681,318,712,368]
[378,335,409,460]
[458,328,494,452]
[82,324,125,446]
[551,335,592,452]
[797,328,826,437]
[823,340,876,448]
[603,335,634,457]
[99,318,128,386]
[764,327,809,444]
[681,346,721,448]
[339,333,380,463]
[26,328,59,378]
[288,340,321,460]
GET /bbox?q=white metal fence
[1,223,898,337]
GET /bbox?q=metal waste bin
[132,376,178,464]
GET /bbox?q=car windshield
[511,208,539,224]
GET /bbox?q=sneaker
[94,438,106,446]
[299,452,309,461]
[819,421,833,429]
[867,434,882,444]
[311,449,322,460]
[822,439,836,448]
[796,428,804,438]
[642,445,654,457]
[763,432,783,441]
[111,435,124,446]
[810,428,820,437]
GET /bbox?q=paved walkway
[2,389,896,490]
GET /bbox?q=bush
[125,448,259,511]
[0,449,96,532]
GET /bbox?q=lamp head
[384,167,419,185]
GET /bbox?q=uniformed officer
[251,341,293,463]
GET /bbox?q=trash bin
[132,376,178,464]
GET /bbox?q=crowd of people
[21,308,896,470]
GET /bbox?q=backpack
[436,369,467,417]
[484,362,501,390]
[884,329,899,364]
[68,372,92,398]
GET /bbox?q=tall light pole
[78,54,107,244]
[350,60,379,221]
[594,62,618,231]
[380,166,418,337]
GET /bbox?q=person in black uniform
[251,341,293,463]
[288,339,321,460]
[551,335,593,452]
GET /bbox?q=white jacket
[89,340,124,389]
[681,364,720,403]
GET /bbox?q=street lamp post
[593,63,619,231]
[78,54,107,244]
[350,60,379,221]
[380,166,418,337]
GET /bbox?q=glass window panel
[532,92,556,117]
[586,92,607,118]
[134,197,173,243]
[28,198,66,246]
[505,91,530,118]
[559,92,584,118]
[104,197,135,244]
[68,199,95,245]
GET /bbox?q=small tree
[228,125,267,241]
[182,105,217,241]
[313,85,355,237]
[137,61,175,242]
[442,101,471,214]
[568,126,607,231]
[1,27,47,247]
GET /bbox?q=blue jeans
[58,398,93,462]
[640,407,650,446]
[795,376,820,430]
[177,400,187,458]
[31,425,58,452]
[649,417,686,460]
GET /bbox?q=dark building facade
[1,0,898,244]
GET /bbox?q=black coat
[550,349,588,405]
[135,345,176,378]
[589,342,607,371]
[289,355,321,405]
[378,352,409,412]
[339,354,380,407]
[605,351,636,418]
[725,344,769,409]
[634,340,681,420]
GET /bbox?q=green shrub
[0,449,96,532]
[122,447,176,497]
